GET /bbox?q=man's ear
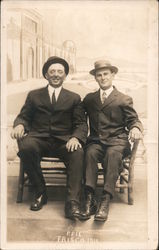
[45,73,48,79]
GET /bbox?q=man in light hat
[81,60,143,222]
[11,56,88,220]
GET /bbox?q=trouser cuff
[102,190,112,200]
[103,186,114,199]
[85,185,95,195]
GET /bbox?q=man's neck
[101,86,113,92]
[48,83,63,89]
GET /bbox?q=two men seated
[11,56,143,222]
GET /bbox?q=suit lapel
[40,86,53,110]
[41,86,69,111]
[101,87,118,109]
[55,88,70,108]
[94,89,103,109]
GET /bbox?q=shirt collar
[100,86,114,98]
[48,85,62,100]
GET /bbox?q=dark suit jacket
[83,86,143,146]
[14,86,88,143]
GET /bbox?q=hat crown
[47,56,59,62]
[89,59,118,75]
[42,56,69,78]
[94,60,112,70]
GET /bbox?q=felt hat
[42,56,69,78]
[90,60,118,75]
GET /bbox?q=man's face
[45,63,66,88]
[95,68,115,90]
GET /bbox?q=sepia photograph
[1,0,158,249]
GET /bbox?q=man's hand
[66,137,82,152]
[129,127,143,142]
[10,124,25,140]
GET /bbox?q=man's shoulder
[114,87,132,101]
[62,88,81,99]
[28,86,47,96]
[84,91,98,101]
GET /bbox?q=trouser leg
[84,143,104,191]
[17,136,50,196]
[56,145,84,203]
[102,145,128,198]
[79,143,104,220]
[67,148,84,202]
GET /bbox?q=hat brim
[42,57,69,78]
[90,66,118,75]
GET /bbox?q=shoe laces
[71,201,79,211]
[99,200,109,211]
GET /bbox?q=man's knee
[70,147,84,159]
[18,138,39,157]
[85,145,99,160]
[106,148,122,160]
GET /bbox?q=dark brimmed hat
[42,56,69,78]
[90,60,118,75]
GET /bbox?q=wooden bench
[16,140,139,205]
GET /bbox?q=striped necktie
[102,91,107,104]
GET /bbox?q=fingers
[19,128,25,139]
[73,142,82,151]
[66,141,73,152]
[11,130,19,139]
[66,142,74,152]
[10,125,25,140]
[66,141,82,152]
[129,131,143,142]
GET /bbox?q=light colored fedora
[89,60,118,75]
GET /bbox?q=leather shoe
[65,200,81,220]
[30,193,47,211]
[94,197,110,222]
[80,192,97,220]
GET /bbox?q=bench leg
[120,176,124,193]
[128,185,134,205]
[127,140,139,205]
[16,161,24,203]
[128,165,134,205]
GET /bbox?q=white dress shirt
[100,86,114,102]
[48,85,62,103]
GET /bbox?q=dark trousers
[17,135,84,203]
[84,142,130,198]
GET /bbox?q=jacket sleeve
[71,97,88,144]
[122,96,143,133]
[13,92,35,132]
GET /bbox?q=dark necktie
[52,90,56,105]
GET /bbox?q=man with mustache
[11,56,88,220]
[80,60,143,222]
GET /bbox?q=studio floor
[7,158,147,245]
